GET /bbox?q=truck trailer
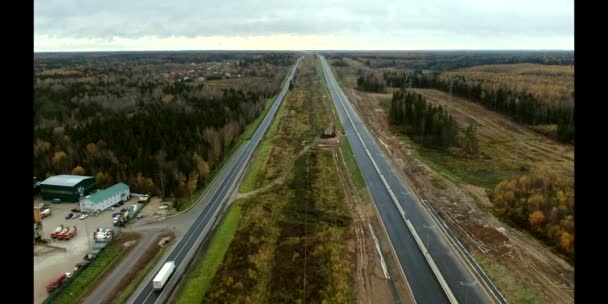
[152,261,176,291]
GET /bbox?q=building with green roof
[80,183,130,212]
[39,175,96,202]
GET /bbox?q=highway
[319,55,503,304]
[128,57,302,304]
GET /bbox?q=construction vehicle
[152,261,176,290]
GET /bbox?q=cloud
[34,0,574,50]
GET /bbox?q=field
[442,63,574,106]
[369,88,574,189]
[328,60,574,303]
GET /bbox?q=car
[79,214,88,220]
[120,208,128,212]
[112,212,121,218]
[71,208,81,213]
[74,260,91,272]
[65,213,73,220]
[159,205,168,210]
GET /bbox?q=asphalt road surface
[319,55,496,304]
[128,57,302,304]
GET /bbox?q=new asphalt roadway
[319,55,501,304]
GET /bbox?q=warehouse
[39,175,96,202]
[80,183,130,212]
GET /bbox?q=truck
[60,226,77,240]
[50,225,64,238]
[56,227,70,239]
[46,272,71,293]
[94,228,113,242]
[152,261,176,291]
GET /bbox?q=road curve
[319,55,498,304]
[127,57,302,304]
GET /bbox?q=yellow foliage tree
[71,166,86,175]
[529,210,545,226]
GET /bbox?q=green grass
[316,58,366,191]
[390,127,521,190]
[339,138,366,190]
[176,202,243,304]
[316,59,343,130]
[475,255,543,304]
[238,92,290,193]
[113,246,168,304]
[51,246,123,304]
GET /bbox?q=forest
[383,70,574,143]
[34,52,297,202]
[327,50,574,71]
[356,72,385,93]
[389,89,464,152]
[492,168,574,260]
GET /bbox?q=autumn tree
[187,171,199,199]
[72,165,86,175]
[492,167,574,259]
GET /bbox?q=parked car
[65,213,73,220]
[71,208,81,213]
[112,212,121,218]
[79,214,88,220]
[159,205,168,210]
[74,260,91,272]
[120,208,128,212]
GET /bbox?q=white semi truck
[152,261,176,291]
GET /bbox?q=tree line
[389,89,466,151]
[384,71,574,143]
[34,88,266,203]
[356,71,385,93]
[492,168,574,260]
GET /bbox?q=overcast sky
[34,0,574,51]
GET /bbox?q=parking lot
[33,196,139,304]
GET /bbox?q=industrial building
[39,175,96,202]
[80,183,130,212]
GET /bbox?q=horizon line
[34,49,575,53]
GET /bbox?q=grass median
[175,202,243,304]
